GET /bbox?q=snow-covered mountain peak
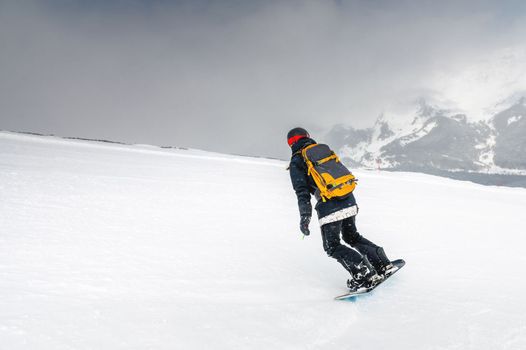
[338,98,462,167]
[374,98,462,137]
[326,95,526,182]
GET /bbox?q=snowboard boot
[346,273,383,291]
[372,247,393,277]
[346,278,365,291]
[346,256,383,291]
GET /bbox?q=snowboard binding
[336,259,406,300]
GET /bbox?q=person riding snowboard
[287,127,394,290]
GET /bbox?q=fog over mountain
[325,96,526,187]
[1,0,526,159]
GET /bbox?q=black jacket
[288,137,357,220]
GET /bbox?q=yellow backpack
[301,143,357,202]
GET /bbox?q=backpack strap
[300,144,318,176]
[291,149,303,158]
[316,152,339,165]
[301,144,331,201]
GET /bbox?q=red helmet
[287,127,309,147]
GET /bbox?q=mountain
[1,131,526,349]
[325,98,526,186]
[493,97,526,169]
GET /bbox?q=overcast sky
[1,0,525,158]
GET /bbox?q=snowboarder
[287,127,394,290]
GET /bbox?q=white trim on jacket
[318,205,358,227]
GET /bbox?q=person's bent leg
[321,221,372,279]
[342,216,391,273]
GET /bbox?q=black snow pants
[320,215,390,276]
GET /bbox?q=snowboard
[334,259,406,300]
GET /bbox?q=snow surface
[1,131,526,349]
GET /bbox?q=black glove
[300,215,311,236]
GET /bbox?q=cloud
[1,0,525,158]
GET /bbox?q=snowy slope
[1,131,526,350]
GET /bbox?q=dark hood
[290,137,317,155]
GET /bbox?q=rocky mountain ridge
[325,98,526,186]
